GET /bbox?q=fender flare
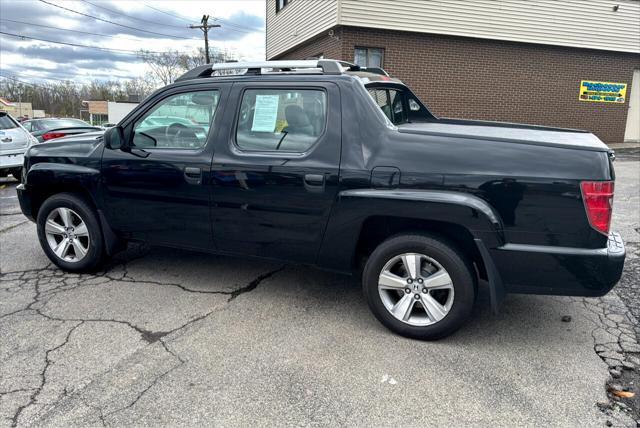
[338,188,504,238]
[320,189,506,312]
[25,163,123,256]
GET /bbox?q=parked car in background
[21,118,102,142]
[0,112,38,181]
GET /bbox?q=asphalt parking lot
[1,159,638,427]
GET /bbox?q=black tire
[11,168,22,182]
[362,233,476,340]
[36,193,104,272]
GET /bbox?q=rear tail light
[580,181,614,235]
[42,132,67,141]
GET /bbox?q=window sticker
[251,95,279,132]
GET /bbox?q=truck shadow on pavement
[102,242,593,348]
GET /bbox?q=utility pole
[190,15,220,64]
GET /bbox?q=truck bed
[398,118,609,152]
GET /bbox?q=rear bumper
[0,152,24,170]
[491,232,625,297]
[16,183,35,221]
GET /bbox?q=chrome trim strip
[498,243,608,256]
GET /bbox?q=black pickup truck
[17,60,625,339]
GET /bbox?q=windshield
[38,118,91,129]
[0,114,18,130]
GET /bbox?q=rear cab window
[368,88,407,125]
[235,88,327,153]
[365,83,435,125]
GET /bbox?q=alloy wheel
[378,253,455,326]
[44,207,90,263]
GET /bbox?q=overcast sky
[0,0,266,84]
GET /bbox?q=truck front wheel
[362,233,476,340]
[36,193,104,272]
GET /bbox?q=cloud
[0,0,266,83]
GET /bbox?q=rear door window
[0,114,18,130]
[235,88,327,153]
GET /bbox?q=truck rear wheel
[362,233,475,340]
[36,193,104,272]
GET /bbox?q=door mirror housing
[104,126,124,150]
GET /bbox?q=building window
[276,0,290,13]
[354,47,384,68]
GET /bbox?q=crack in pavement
[1,254,285,426]
[101,358,185,425]
[580,295,640,424]
[0,220,29,233]
[10,321,84,427]
[29,265,286,344]
[0,388,36,397]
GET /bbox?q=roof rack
[174,59,389,82]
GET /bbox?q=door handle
[303,174,325,193]
[303,174,324,186]
[184,167,202,184]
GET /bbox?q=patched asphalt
[0,160,638,427]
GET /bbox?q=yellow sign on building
[579,80,627,103]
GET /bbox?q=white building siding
[338,0,640,54]
[266,0,338,59]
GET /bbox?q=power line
[210,19,254,34]
[80,0,189,30]
[143,3,192,24]
[1,71,74,84]
[0,30,190,55]
[0,18,156,43]
[211,17,259,33]
[143,2,256,34]
[0,74,51,88]
[38,0,199,40]
[1,70,147,85]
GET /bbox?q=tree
[0,77,156,118]
[140,47,240,85]
[138,50,186,86]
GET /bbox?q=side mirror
[104,126,124,150]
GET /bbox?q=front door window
[132,90,220,150]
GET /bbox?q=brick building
[266,0,640,145]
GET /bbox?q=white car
[0,112,38,182]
